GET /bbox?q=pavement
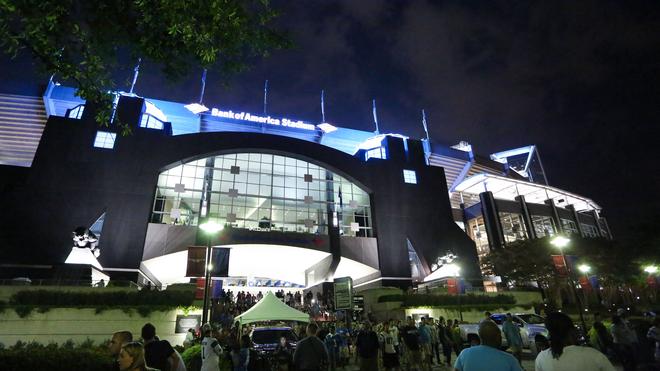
[337,349,625,371]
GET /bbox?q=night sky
[1,0,659,240]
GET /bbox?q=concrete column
[590,210,609,239]
[544,199,563,234]
[479,191,504,250]
[599,217,613,239]
[566,205,585,237]
[515,195,535,239]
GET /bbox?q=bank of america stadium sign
[209,108,316,131]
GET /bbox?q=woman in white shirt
[535,312,615,371]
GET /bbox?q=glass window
[561,218,578,235]
[93,131,116,149]
[532,215,555,238]
[403,169,417,184]
[499,212,527,243]
[151,152,373,236]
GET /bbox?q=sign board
[209,108,316,131]
[353,295,364,312]
[334,276,353,310]
[175,314,201,334]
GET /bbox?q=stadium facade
[0,82,612,291]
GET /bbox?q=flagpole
[264,80,268,115]
[372,99,380,134]
[199,69,208,104]
[321,90,325,122]
[422,109,430,142]
[129,58,142,94]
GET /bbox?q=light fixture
[550,235,570,249]
[199,220,223,234]
[317,123,337,133]
[578,264,591,274]
[184,103,209,114]
[644,265,658,274]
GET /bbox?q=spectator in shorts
[401,318,424,371]
[356,321,380,371]
[381,322,400,370]
[502,313,523,364]
[418,317,432,368]
[142,323,180,371]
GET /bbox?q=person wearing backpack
[356,321,380,371]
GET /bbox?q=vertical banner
[195,278,205,300]
[211,280,223,299]
[186,246,207,277]
[588,275,600,290]
[210,247,230,277]
[551,255,568,276]
[447,278,458,295]
[578,276,592,292]
[458,278,466,294]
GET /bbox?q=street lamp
[550,235,588,332]
[578,264,591,274]
[199,220,223,324]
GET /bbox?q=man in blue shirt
[454,321,521,371]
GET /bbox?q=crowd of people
[103,288,660,371]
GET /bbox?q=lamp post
[550,235,588,332]
[577,263,592,310]
[199,220,223,324]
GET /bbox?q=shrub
[182,344,202,371]
[378,293,517,308]
[0,341,111,371]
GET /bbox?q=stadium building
[0,81,612,292]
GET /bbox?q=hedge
[0,340,112,371]
[2,289,196,317]
[378,293,516,307]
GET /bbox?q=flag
[199,69,207,104]
[209,247,230,277]
[321,90,325,122]
[372,99,379,133]
[211,280,223,298]
[186,246,207,277]
[578,276,592,292]
[195,278,205,300]
[588,275,600,290]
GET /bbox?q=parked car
[250,326,298,354]
[458,313,548,354]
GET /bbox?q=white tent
[234,291,310,325]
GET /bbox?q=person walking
[230,335,250,371]
[142,323,180,371]
[401,318,423,371]
[417,318,432,369]
[381,322,400,371]
[647,316,660,367]
[454,321,521,371]
[440,318,454,367]
[428,318,440,365]
[109,331,134,371]
[535,312,615,371]
[200,324,222,371]
[611,314,637,371]
[356,321,380,371]
[502,314,523,364]
[293,323,328,371]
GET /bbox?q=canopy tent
[234,291,310,325]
